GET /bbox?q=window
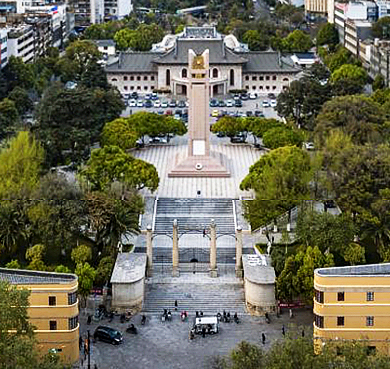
[246,86,249,90]
[50,321,57,330]
[272,86,277,90]
[314,314,324,328]
[337,316,344,326]
[367,346,376,355]
[68,316,78,330]
[137,76,141,81]
[366,316,374,326]
[182,68,187,78]
[144,76,148,81]
[266,86,270,90]
[315,290,324,303]
[252,86,256,90]
[151,76,155,81]
[130,86,134,90]
[252,76,257,81]
[48,296,56,306]
[137,86,141,90]
[259,86,263,90]
[151,86,155,90]
[266,76,270,81]
[337,292,345,301]
[259,76,264,81]
[212,68,218,78]
[130,76,134,81]
[166,69,171,86]
[68,292,77,305]
[245,75,249,81]
[144,86,148,90]
[272,75,277,81]
[283,77,289,82]
[230,69,234,86]
[123,76,128,81]
[111,78,117,82]
[124,86,128,91]
[367,292,374,301]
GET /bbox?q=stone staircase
[154,198,236,234]
[142,283,247,315]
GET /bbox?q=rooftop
[242,255,275,284]
[0,268,77,285]
[110,253,147,283]
[95,39,116,48]
[316,263,390,277]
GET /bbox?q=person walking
[282,325,285,336]
[302,329,305,337]
[174,300,178,311]
[202,327,206,338]
[262,333,266,345]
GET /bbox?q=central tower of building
[168,49,230,178]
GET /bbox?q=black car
[177,100,186,108]
[144,100,153,108]
[209,99,218,107]
[246,111,253,117]
[268,93,276,99]
[131,92,138,99]
[254,110,264,117]
[175,109,182,116]
[169,100,176,107]
[94,326,123,345]
[218,100,225,107]
[234,99,242,107]
[240,93,249,100]
[230,132,247,143]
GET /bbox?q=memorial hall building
[105,26,301,96]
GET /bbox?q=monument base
[209,268,218,278]
[168,153,230,178]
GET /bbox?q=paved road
[79,309,313,369]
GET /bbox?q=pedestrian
[175,300,178,311]
[200,311,203,316]
[282,325,285,336]
[87,315,92,325]
[289,308,293,319]
[262,333,266,345]
[94,365,98,369]
[79,336,83,350]
[302,329,305,337]
[203,229,206,237]
[271,236,275,244]
[256,103,258,109]
[196,311,199,317]
[202,327,206,338]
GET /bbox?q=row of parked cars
[211,110,265,118]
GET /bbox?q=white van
[192,316,219,335]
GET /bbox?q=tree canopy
[316,23,339,51]
[114,24,164,51]
[331,64,367,96]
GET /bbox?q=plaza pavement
[79,308,313,369]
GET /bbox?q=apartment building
[7,23,35,62]
[305,0,327,17]
[0,268,79,364]
[0,27,8,68]
[314,263,390,355]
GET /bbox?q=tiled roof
[95,39,115,48]
[154,39,247,65]
[0,268,77,285]
[105,52,158,73]
[316,263,390,277]
[239,52,301,73]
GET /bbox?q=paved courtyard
[79,308,313,369]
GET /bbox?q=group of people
[216,311,239,323]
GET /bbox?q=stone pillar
[172,219,179,277]
[209,219,218,277]
[146,225,153,277]
[235,226,243,278]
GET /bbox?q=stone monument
[168,49,230,177]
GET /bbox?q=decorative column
[172,219,179,277]
[209,219,218,277]
[235,226,243,278]
[146,225,153,277]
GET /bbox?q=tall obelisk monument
[168,49,229,177]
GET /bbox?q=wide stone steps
[142,284,247,315]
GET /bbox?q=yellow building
[314,264,390,355]
[0,268,79,364]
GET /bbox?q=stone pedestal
[146,225,153,277]
[235,227,243,278]
[209,219,218,277]
[172,219,180,277]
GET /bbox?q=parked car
[303,142,315,150]
[129,99,137,107]
[262,100,270,108]
[94,326,123,345]
[218,100,225,107]
[165,109,173,115]
[157,110,164,115]
[246,111,253,117]
[161,101,168,108]
[209,99,218,107]
[226,100,233,107]
[145,100,153,108]
[169,100,176,107]
[254,110,264,117]
[216,131,226,137]
[191,316,219,335]
[151,93,158,100]
[233,94,240,101]
[211,109,219,117]
[240,93,249,100]
[178,100,186,108]
[144,93,151,100]
[150,135,168,144]
[153,100,161,108]
[175,109,182,116]
[249,92,257,99]
[230,132,247,143]
[137,100,144,107]
[131,92,138,99]
[234,100,242,107]
[270,99,277,108]
[268,93,276,99]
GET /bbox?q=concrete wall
[244,278,276,316]
[108,72,158,94]
[242,73,293,94]
[112,277,145,310]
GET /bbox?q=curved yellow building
[0,268,79,364]
[314,264,390,355]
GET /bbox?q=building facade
[0,268,79,364]
[105,26,301,97]
[0,27,8,68]
[314,264,390,355]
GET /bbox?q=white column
[172,219,179,277]
[235,226,243,278]
[146,225,153,277]
[209,219,218,277]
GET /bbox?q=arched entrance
[213,85,218,96]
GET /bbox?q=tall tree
[331,64,367,96]
[240,146,312,229]
[316,23,339,51]
[372,16,390,39]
